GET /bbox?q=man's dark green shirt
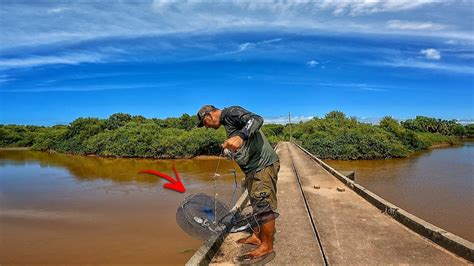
[220,106,279,175]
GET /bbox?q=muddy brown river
[1,141,472,264]
[0,150,242,264]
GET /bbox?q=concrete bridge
[188,142,473,265]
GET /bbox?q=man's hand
[222,135,244,151]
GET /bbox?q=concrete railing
[293,142,474,262]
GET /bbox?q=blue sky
[0,0,473,126]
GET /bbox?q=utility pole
[289,112,292,142]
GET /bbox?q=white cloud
[386,20,446,31]
[154,0,435,17]
[1,1,472,54]
[319,0,436,16]
[0,0,472,81]
[47,7,69,14]
[264,115,314,125]
[261,38,282,44]
[357,87,386,92]
[420,48,441,60]
[214,38,282,56]
[456,119,474,125]
[357,117,383,124]
[0,82,180,92]
[366,58,474,74]
[239,43,252,52]
[267,80,396,92]
[0,74,15,84]
[0,53,105,70]
[267,116,474,126]
[149,1,472,42]
[0,46,127,69]
[307,60,319,67]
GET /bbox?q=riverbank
[0,147,31,150]
[0,146,224,161]
[0,139,462,161]
[1,112,470,160]
[429,142,458,149]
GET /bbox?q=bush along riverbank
[294,113,462,160]
[0,111,470,160]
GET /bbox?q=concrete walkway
[209,142,469,265]
[211,142,325,265]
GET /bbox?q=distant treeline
[1,111,472,160]
[267,112,472,160]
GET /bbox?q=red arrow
[138,164,186,193]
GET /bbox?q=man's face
[203,112,220,129]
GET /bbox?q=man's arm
[223,106,264,150]
[236,111,264,140]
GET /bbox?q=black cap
[196,105,217,127]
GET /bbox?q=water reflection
[0,149,243,264]
[0,149,242,184]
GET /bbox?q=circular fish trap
[176,193,230,240]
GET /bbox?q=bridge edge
[292,141,474,262]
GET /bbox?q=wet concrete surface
[210,142,469,265]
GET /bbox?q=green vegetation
[0,124,43,147]
[0,111,471,160]
[286,113,464,160]
[465,124,474,137]
[401,116,467,136]
[0,113,225,158]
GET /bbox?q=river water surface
[1,142,472,264]
[326,140,474,242]
[0,150,242,264]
